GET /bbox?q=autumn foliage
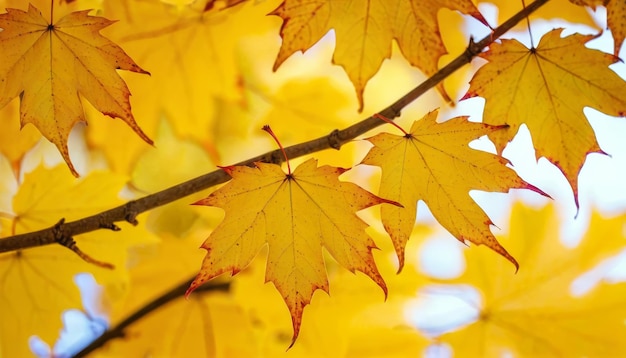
[1,0,626,357]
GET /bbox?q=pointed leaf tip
[184,285,195,299]
[185,277,201,299]
[524,182,552,200]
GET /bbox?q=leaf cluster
[0,0,625,356]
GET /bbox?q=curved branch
[71,278,230,358]
[0,0,549,253]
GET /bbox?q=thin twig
[522,0,536,47]
[71,278,230,358]
[0,0,550,254]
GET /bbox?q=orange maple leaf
[270,0,488,111]
[186,158,400,346]
[0,4,151,176]
[570,0,626,55]
[361,111,544,271]
[463,29,626,206]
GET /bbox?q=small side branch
[52,219,114,269]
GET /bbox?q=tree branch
[71,278,230,358]
[0,0,549,254]
[25,1,551,355]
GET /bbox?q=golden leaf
[361,110,542,271]
[464,29,626,205]
[0,165,156,357]
[187,158,400,345]
[441,203,626,356]
[0,4,151,176]
[270,0,488,110]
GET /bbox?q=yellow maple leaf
[0,4,151,176]
[361,110,542,271]
[186,157,400,345]
[270,0,488,110]
[0,164,156,357]
[91,224,237,356]
[570,0,626,55]
[440,203,626,356]
[231,227,429,356]
[464,29,626,206]
[87,0,278,173]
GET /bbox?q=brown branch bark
[0,0,549,254]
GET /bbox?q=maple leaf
[270,0,488,110]
[0,164,156,357]
[440,203,626,356]
[94,237,251,357]
[186,158,400,345]
[464,29,626,206]
[570,0,626,55]
[231,227,429,356]
[361,111,544,272]
[85,0,277,172]
[0,4,152,176]
[88,198,236,356]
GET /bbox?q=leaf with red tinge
[186,158,401,346]
[463,29,626,206]
[361,110,546,272]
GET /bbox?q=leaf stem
[262,125,291,175]
[522,0,536,47]
[0,0,551,254]
[374,113,409,136]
